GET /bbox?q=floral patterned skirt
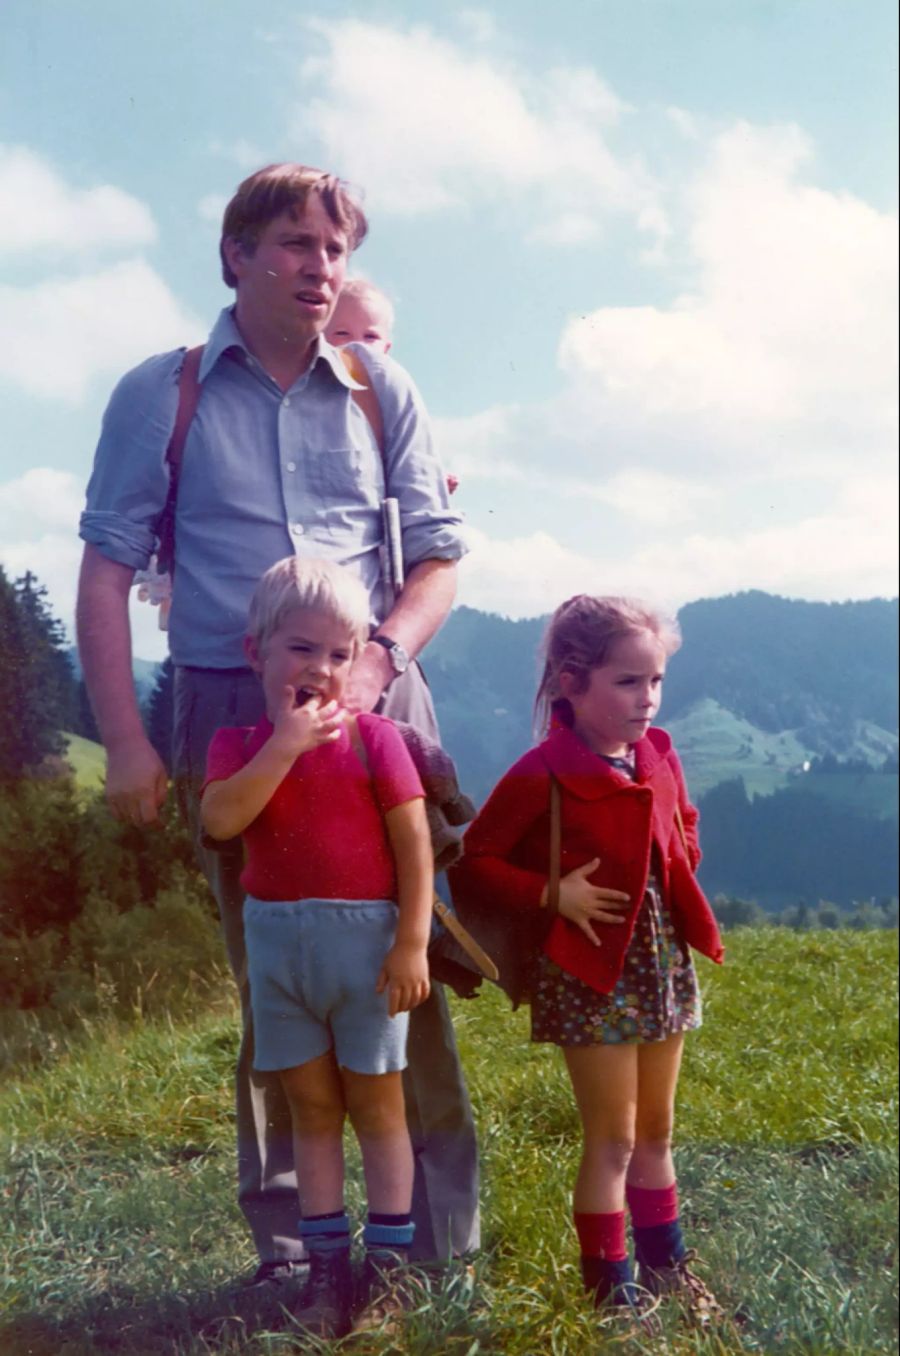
[530,883,702,1047]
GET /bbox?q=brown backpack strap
[156,345,204,575]
[674,803,691,864]
[340,347,385,459]
[546,775,561,915]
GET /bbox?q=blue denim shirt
[80,308,467,668]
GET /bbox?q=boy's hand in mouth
[269,685,343,758]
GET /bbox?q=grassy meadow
[1,928,897,1355]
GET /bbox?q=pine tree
[0,568,78,778]
[73,677,101,744]
[0,566,31,779]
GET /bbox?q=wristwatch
[371,633,410,677]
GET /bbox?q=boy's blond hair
[247,556,371,650]
[339,276,396,332]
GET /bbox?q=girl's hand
[555,858,630,948]
[376,943,430,1017]
[269,687,344,760]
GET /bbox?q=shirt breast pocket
[311,445,381,508]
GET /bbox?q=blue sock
[363,1212,415,1257]
[581,1255,640,1307]
[299,1210,351,1255]
[633,1219,686,1270]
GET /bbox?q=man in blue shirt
[76,162,479,1284]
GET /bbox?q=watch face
[373,633,409,674]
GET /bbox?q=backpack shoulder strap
[167,345,205,473]
[156,345,204,575]
[340,347,385,460]
[674,802,691,864]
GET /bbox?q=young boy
[326,277,459,494]
[325,276,395,353]
[201,556,433,1338]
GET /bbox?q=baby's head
[245,557,371,711]
[535,594,681,737]
[326,278,394,353]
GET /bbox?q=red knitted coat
[450,724,724,995]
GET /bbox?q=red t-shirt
[203,712,424,902]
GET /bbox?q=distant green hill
[421,594,899,906]
[67,648,161,705]
[663,591,899,743]
[423,594,899,802]
[62,731,106,790]
[667,697,810,797]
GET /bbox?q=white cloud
[0,469,84,643]
[293,18,662,246]
[0,260,204,402]
[445,118,896,498]
[458,473,898,620]
[447,119,897,609]
[559,123,898,446]
[0,466,170,662]
[0,467,83,534]
[0,146,156,256]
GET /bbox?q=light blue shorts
[244,896,408,1075]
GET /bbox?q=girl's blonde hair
[247,556,371,651]
[534,594,681,735]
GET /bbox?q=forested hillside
[1,569,896,913]
[422,593,898,907]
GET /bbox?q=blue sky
[1,0,897,662]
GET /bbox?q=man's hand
[554,858,631,947]
[105,736,169,826]
[376,942,430,1017]
[342,642,393,714]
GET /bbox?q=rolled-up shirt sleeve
[364,351,469,569]
[79,350,182,569]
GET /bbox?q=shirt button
[286,461,297,472]
[282,397,291,408]
[290,522,304,536]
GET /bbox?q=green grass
[1,929,897,1354]
[62,731,107,791]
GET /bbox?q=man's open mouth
[295,687,323,707]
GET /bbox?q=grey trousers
[172,664,480,1264]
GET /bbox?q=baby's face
[326,293,392,353]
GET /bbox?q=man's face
[224,198,349,350]
[325,292,393,353]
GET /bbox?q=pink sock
[626,1182,679,1228]
[574,1210,628,1261]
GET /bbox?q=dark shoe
[581,1256,663,1337]
[293,1247,354,1339]
[241,1258,309,1291]
[351,1250,428,1337]
[638,1248,724,1327]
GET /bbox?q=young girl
[201,557,432,1339]
[452,595,725,1328]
